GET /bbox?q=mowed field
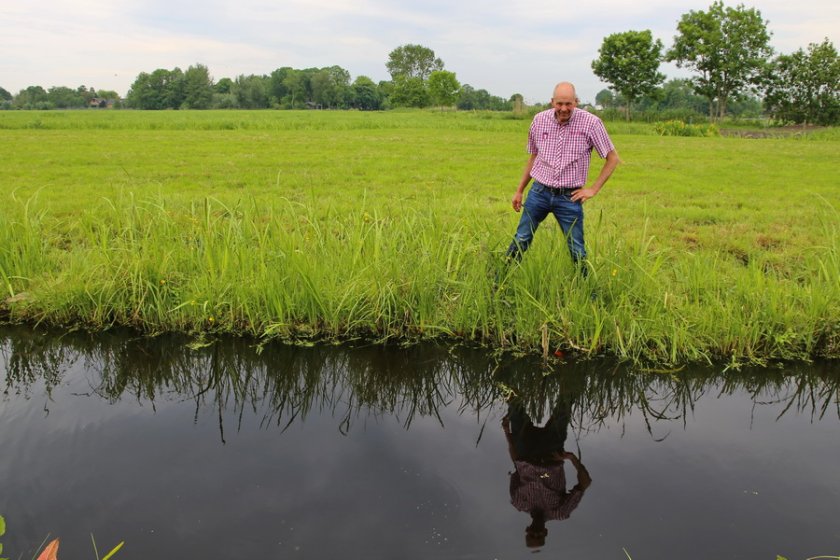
[0,110,837,365]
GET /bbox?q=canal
[1,327,838,559]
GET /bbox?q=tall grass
[1,191,837,365]
[0,111,838,365]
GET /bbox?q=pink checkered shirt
[527,108,615,188]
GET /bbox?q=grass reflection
[1,327,838,439]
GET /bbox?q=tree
[283,69,309,109]
[0,86,11,101]
[126,68,185,109]
[510,93,525,115]
[47,86,86,108]
[595,89,615,109]
[457,84,477,110]
[377,80,394,108]
[163,68,186,109]
[268,67,292,105]
[427,70,460,108]
[311,65,351,108]
[763,39,840,126]
[183,64,214,109]
[390,76,429,107]
[455,84,510,111]
[215,77,234,95]
[653,79,708,114]
[666,1,773,119]
[351,76,382,110]
[96,90,120,101]
[386,44,443,81]
[14,86,49,109]
[592,30,665,120]
[232,74,270,109]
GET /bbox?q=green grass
[0,110,837,365]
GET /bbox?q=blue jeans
[506,181,586,265]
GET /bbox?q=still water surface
[1,327,838,559]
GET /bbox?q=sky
[2,0,837,105]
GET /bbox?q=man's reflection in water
[502,394,591,548]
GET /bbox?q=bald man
[506,82,620,273]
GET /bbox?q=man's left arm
[570,149,620,203]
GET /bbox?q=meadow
[0,110,837,365]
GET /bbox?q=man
[506,82,620,272]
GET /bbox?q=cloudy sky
[2,0,837,104]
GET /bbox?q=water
[1,326,838,559]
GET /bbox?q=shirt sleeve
[527,121,539,154]
[589,118,615,159]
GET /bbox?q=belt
[545,186,580,195]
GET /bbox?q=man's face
[551,91,577,123]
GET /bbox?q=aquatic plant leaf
[36,539,59,560]
[0,514,5,535]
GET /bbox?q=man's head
[526,510,548,548]
[551,82,578,123]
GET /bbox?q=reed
[0,111,837,365]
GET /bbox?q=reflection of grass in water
[3,330,838,438]
[0,111,838,365]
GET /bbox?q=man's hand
[512,192,523,212]
[570,188,596,203]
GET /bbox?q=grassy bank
[0,110,837,365]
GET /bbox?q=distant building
[89,98,116,108]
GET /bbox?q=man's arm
[570,149,620,204]
[502,415,519,462]
[562,451,592,490]
[512,153,538,212]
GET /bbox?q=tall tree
[0,86,12,101]
[666,1,773,119]
[183,64,214,109]
[311,65,351,108]
[386,44,443,81]
[592,30,665,120]
[763,39,840,126]
[268,67,292,105]
[427,70,460,108]
[163,68,186,109]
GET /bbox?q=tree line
[591,1,839,125]
[0,44,515,113]
[2,2,838,125]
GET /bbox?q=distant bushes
[653,120,720,137]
